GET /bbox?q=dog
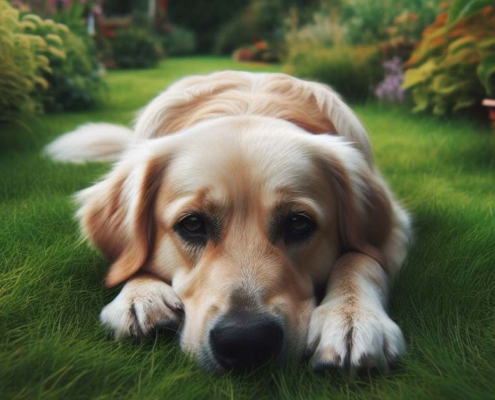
[45,71,411,374]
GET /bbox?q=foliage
[233,41,281,63]
[447,0,493,24]
[0,1,50,126]
[168,0,250,52]
[42,31,106,111]
[284,45,384,102]
[374,57,406,103]
[163,27,197,56]
[403,4,495,115]
[284,0,442,63]
[110,29,163,69]
[284,7,347,49]
[213,0,287,55]
[339,0,443,45]
[20,11,106,112]
[168,0,319,53]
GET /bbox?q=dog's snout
[210,312,284,371]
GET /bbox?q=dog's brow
[270,198,325,223]
[162,190,228,227]
[162,195,196,226]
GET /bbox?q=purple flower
[374,56,406,103]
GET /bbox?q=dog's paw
[307,302,405,375]
[100,278,184,339]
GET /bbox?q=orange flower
[255,41,268,50]
[436,12,448,25]
[409,13,419,21]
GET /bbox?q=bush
[22,14,106,112]
[163,27,197,56]
[214,0,286,55]
[339,0,443,45]
[110,29,163,69]
[42,31,106,112]
[285,9,346,49]
[284,45,384,102]
[402,1,495,115]
[214,0,320,55]
[0,1,50,126]
[168,0,250,53]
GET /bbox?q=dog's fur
[46,71,411,374]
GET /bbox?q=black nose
[210,312,284,371]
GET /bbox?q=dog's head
[76,116,391,372]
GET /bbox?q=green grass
[1,57,495,400]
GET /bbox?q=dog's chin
[193,344,290,375]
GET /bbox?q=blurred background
[2,0,495,126]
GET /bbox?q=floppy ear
[313,135,393,271]
[302,79,375,166]
[75,144,170,287]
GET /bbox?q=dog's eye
[285,213,316,243]
[176,214,208,245]
[181,215,205,234]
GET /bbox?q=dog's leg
[100,273,184,339]
[307,252,405,375]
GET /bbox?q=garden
[1,0,495,399]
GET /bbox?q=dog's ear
[75,143,170,287]
[313,135,393,270]
[298,81,373,166]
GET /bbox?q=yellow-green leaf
[477,54,495,95]
[402,59,437,89]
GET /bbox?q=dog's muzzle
[209,310,284,371]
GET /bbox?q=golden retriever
[45,71,411,374]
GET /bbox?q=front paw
[100,278,184,339]
[307,302,405,375]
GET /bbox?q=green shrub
[168,0,251,53]
[214,0,286,55]
[214,0,320,55]
[284,45,384,102]
[41,31,107,112]
[284,9,346,49]
[163,27,197,56]
[110,29,163,69]
[0,1,49,126]
[402,2,495,115]
[339,0,443,45]
[21,14,106,112]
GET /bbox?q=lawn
[1,57,495,400]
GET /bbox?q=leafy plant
[447,0,493,24]
[284,45,384,102]
[42,29,107,112]
[20,10,106,112]
[284,7,347,49]
[339,0,443,45]
[110,29,163,69]
[0,1,50,126]
[403,3,495,114]
[214,0,285,55]
[163,27,197,56]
